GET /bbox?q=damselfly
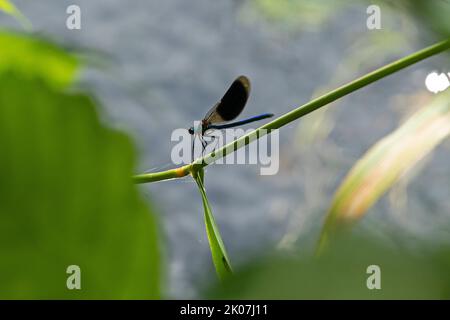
[188,76,273,160]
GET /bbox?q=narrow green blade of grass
[0,0,32,30]
[319,91,450,252]
[193,170,233,280]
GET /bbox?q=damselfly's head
[188,122,204,135]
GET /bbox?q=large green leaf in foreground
[0,75,160,298]
[0,33,160,298]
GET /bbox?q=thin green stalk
[133,165,191,184]
[193,169,233,280]
[133,38,450,184]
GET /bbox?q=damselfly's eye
[188,127,194,135]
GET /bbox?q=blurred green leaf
[194,170,233,281]
[0,33,160,298]
[251,0,450,38]
[249,0,348,31]
[208,236,450,299]
[403,0,450,38]
[319,91,450,251]
[0,31,77,88]
[0,1,31,30]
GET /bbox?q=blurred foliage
[398,0,450,38]
[319,91,450,251]
[250,0,449,251]
[248,0,450,37]
[0,32,160,298]
[208,235,450,299]
[0,31,78,88]
[247,0,347,31]
[279,7,417,248]
[0,0,31,30]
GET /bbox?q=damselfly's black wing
[204,75,251,124]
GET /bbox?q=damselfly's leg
[201,130,221,159]
[191,136,195,162]
[201,136,208,159]
[192,134,205,162]
[202,130,219,149]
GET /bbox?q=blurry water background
[2,0,449,298]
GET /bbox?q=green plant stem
[133,38,450,184]
[133,164,191,183]
[193,169,233,280]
